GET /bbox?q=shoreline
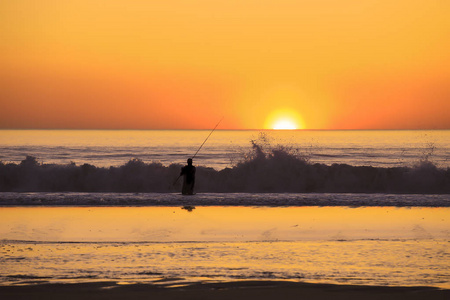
[0,281,448,300]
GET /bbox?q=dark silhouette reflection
[182,205,196,212]
[180,158,196,195]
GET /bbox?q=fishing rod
[192,117,224,159]
[173,117,224,185]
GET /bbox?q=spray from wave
[0,136,449,194]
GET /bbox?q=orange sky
[1,1,449,129]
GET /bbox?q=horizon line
[0,128,448,131]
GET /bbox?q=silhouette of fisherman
[180,158,196,195]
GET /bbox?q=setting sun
[265,109,304,130]
[273,119,298,130]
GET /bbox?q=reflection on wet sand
[0,207,449,288]
[0,206,448,242]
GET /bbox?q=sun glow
[273,119,298,130]
[265,109,304,130]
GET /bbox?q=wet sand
[1,206,449,296]
[0,281,448,300]
[1,206,448,242]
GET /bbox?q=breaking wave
[0,138,449,194]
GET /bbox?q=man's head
[187,158,193,165]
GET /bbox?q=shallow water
[1,192,449,207]
[1,206,449,288]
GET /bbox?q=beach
[1,205,449,299]
[1,130,449,298]
[1,280,448,300]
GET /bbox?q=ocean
[0,129,449,194]
[1,129,449,170]
[0,130,449,288]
